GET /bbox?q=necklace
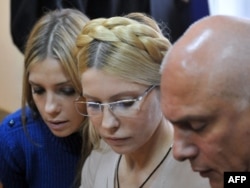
[115,145,172,188]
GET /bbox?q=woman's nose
[45,94,60,114]
[100,105,119,130]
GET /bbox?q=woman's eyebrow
[82,90,140,101]
[28,80,72,86]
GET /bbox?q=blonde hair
[22,8,89,116]
[76,12,171,148]
[21,8,90,187]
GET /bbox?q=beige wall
[0,1,24,112]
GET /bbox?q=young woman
[0,9,91,188]
[75,13,210,188]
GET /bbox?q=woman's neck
[116,118,173,188]
[121,117,173,171]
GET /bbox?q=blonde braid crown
[76,16,170,63]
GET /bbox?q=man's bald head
[161,15,250,103]
[160,15,250,188]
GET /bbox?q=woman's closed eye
[31,86,76,96]
[87,102,101,110]
[59,87,76,96]
[32,86,45,95]
[113,100,136,109]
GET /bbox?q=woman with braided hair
[75,13,209,188]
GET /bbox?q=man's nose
[173,128,198,161]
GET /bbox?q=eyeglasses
[74,85,157,117]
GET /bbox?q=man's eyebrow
[168,115,210,125]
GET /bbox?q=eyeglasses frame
[74,85,158,117]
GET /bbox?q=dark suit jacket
[11,0,208,53]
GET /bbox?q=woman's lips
[47,120,68,130]
[105,137,129,145]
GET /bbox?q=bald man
[160,15,250,188]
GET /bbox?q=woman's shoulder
[0,108,24,132]
[0,107,40,131]
[158,150,210,188]
[88,140,119,165]
[0,107,45,147]
[80,140,119,187]
[0,109,29,160]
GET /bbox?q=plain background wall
[0,1,23,112]
[208,0,250,18]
